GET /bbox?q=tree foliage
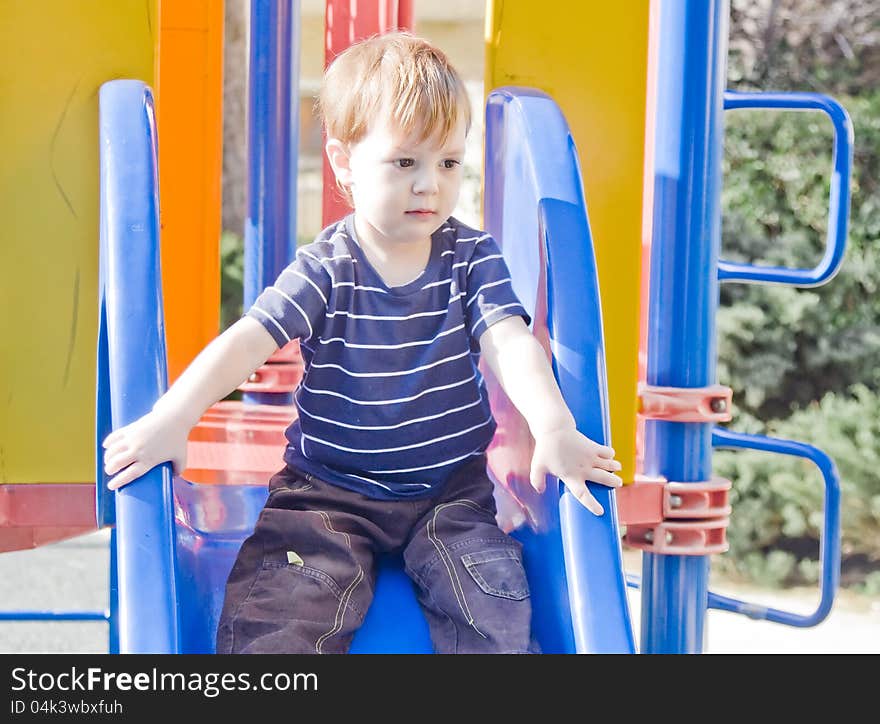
[716,0,880,588]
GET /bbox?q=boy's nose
[413,169,439,195]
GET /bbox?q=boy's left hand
[529,427,623,516]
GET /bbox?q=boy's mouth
[405,209,436,217]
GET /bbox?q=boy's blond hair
[317,32,471,147]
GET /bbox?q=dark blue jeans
[216,456,538,654]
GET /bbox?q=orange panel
[157,0,224,382]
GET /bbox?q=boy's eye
[395,158,415,168]
[442,160,461,169]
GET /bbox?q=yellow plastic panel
[0,1,157,483]
[157,0,223,383]
[485,0,650,482]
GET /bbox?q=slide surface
[483,87,635,653]
[98,82,634,653]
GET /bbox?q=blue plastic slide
[96,81,635,653]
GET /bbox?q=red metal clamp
[638,383,733,422]
[625,518,730,555]
[620,476,731,555]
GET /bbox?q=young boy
[102,32,622,654]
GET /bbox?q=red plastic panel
[182,401,297,486]
[0,484,97,552]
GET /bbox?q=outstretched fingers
[592,456,623,473]
[562,477,604,516]
[587,467,624,488]
[595,444,615,459]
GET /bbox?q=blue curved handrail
[97,80,180,653]
[624,430,841,628]
[709,427,841,627]
[719,91,853,287]
[485,87,635,653]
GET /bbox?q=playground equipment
[2,0,852,653]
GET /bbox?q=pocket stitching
[461,548,529,601]
[258,561,365,619]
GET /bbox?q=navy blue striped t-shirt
[246,214,530,500]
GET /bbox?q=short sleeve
[464,234,531,344]
[244,248,331,347]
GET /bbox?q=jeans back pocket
[461,547,530,601]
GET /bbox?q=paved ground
[1,529,877,654]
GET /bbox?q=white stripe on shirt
[295,395,483,431]
[302,415,493,455]
[318,323,464,350]
[365,449,484,475]
[281,267,328,305]
[456,233,490,244]
[470,302,522,335]
[300,373,476,406]
[309,350,470,379]
[467,253,503,275]
[466,278,512,307]
[325,296,463,321]
[250,306,291,343]
[267,286,313,340]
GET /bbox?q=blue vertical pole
[244,0,299,406]
[108,527,119,654]
[641,0,729,653]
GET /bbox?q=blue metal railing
[719,91,854,287]
[627,428,841,628]
[97,80,179,653]
[703,90,853,629]
[708,428,841,626]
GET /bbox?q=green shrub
[719,90,880,421]
[714,385,880,587]
[219,229,244,332]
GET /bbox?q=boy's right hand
[102,410,190,491]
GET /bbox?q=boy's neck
[352,214,433,287]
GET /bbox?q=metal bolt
[669,494,683,508]
[643,530,654,543]
[248,373,259,382]
[665,531,674,544]
[710,397,727,413]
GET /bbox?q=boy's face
[333,111,467,247]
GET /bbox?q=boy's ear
[325,138,353,187]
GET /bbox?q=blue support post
[244,0,300,406]
[641,0,729,653]
[108,526,119,653]
[98,81,179,653]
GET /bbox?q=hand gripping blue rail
[710,428,841,627]
[719,91,854,287]
[96,80,180,653]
